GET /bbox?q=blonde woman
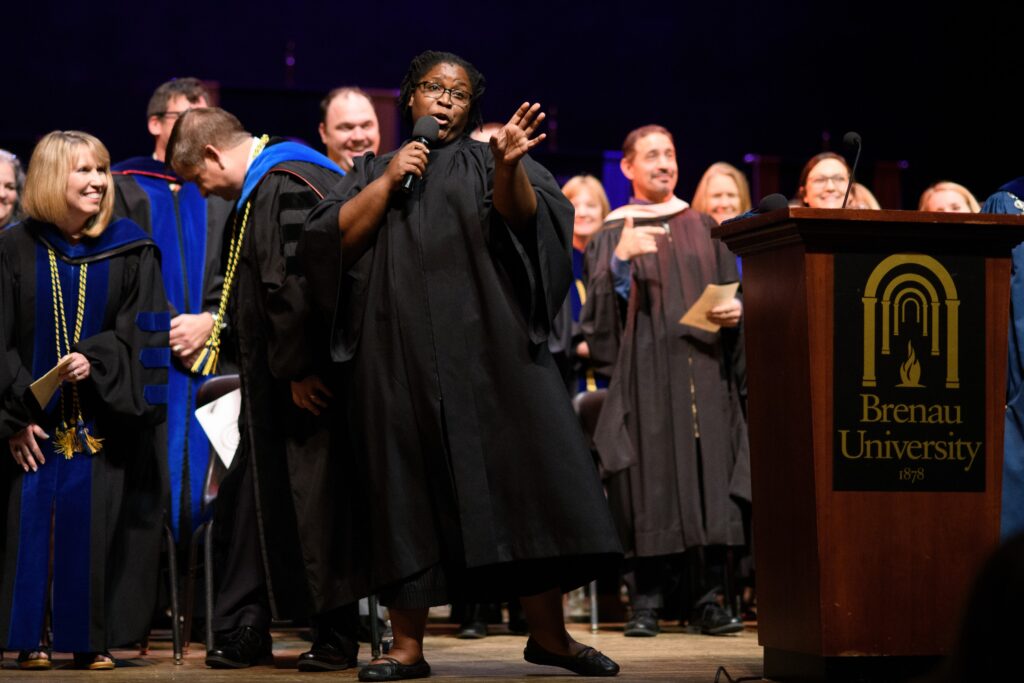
[0,131,167,670]
[556,174,612,394]
[848,183,881,210]
[691,162,751,224]
[919,181,980,213]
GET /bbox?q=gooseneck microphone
[400,116,440,195]
[841,131,862,209]
[721,193,790,224]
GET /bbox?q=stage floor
[0,622,764,681]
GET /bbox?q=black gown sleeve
[303,153,385,364]
[0,235,41,439]
[112,175,152,231]
[76,244,169,424]
[201,196,232,314]
[482,150,575,346]
[250,172,323,381]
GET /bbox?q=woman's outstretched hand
[490,102,546,167]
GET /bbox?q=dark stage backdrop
[5,1,1019,209]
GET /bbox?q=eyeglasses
[808,174,849,188]
[153,110,190,121]
[416,81,471,106]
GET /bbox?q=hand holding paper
[680,282,741,333]
[707,297,743,328]
[29,356,73,407]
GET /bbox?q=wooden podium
[714,208,1024,680]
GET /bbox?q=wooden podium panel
[715,208,1024,679]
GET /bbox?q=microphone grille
[412,116,440,143]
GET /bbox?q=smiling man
[580,124,750,638]
[166,107,360,672]
[318,87,380,173]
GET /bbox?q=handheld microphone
[841,131,862,208]
[400,116,440,195]
[721,193,790,224]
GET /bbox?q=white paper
[679,282,741,333]
[195,388,241,469]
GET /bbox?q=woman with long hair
[0,131,167,670]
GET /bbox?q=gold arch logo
[861,254,959,389]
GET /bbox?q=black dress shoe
[455,620,488,639]
[694,603,744,636]
[357,656,431,681]
[623,609,660,637]
[206,626,273,668]
[298,630,359,671]
[523,638,620,677]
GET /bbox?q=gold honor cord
[190,135,269,376]
[48,249,102,458]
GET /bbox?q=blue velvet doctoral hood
[33,218,152,264]
[237,141,342,211]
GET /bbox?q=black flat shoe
[523,638,620,677]
[358,656,431,681]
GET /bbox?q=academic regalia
[549,247,611,395]
[113,157,231,541]
[984,178,1024,538]
[581,202,750,557]
[0,218,168,651]
[304,136,622,606]
[209,140,353,632]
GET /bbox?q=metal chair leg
[723,547,737,618]
[368,594,381,659]
[589,579,599,632]
[165,524,183,664]
[204,520,215,652]
[182,521,206,655]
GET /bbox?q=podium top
[712,207,1024,257]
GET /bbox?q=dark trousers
[626,548,730,615]
[211,445,270,635]
[209,442,360,641]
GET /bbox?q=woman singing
[305,51,622,680]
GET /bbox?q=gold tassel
[54,425,78,460]
[190,343,220,376]
[77,422,104,455]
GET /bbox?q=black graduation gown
[304,136,622,605]
[581,208,750,557]
[213,155,351,621]
[0,219,168,651]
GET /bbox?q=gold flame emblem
[897,340,924,388]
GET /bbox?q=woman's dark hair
[796,151,850,205]
[398,50,486,134]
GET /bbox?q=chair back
[196,374,240,508]
[572,389,608,449]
